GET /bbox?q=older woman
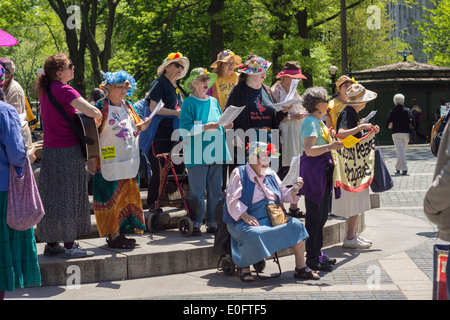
[36,53,102,258]
[386,93,414,175]
[224,142,318,282]
[299,87,343,272]
[0,65,41,299]
[225,53,286,171]
[88,71,151,248]
[180,68,232,235]
[271,61,307,218]
[332,84,380,249]
[326,75,356,130]
[140,52,189,212]
[208,49,242,111]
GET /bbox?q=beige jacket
[424,120,450,241]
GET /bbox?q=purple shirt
[40,81,81,148]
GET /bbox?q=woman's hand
[137,117,152,132]
[223,122,234,130]
[329,140,344,150]
[290,112,307,121]
[204,122,220,131]
[241,212,260,226]
[291,177,304,196]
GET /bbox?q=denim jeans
[187,164,223,229]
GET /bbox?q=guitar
[74,113,100,160]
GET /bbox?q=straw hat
[156,52,190,78]
[210,50,242,69]
[336,75,356,88]
[183,67,218,94]
[345,84,377,105]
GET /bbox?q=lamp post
[329,65,338,95]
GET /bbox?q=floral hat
[100,70,137,97]
[236,53,271,75]
[157,52,190,78]
[246,141,280,159]
[210,49,242,69]
[183,67,218,94]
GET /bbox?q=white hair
[393,93,405,105]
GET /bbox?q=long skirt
[93,173,146,237]
[0,192,41,292]
[227,199,309,268]
[37,145,91,243]
[331,188,370,217]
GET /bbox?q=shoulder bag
[254,177,289,227]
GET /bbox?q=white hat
[156,52,189,78]
[346,84,377,105]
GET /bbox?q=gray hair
[301,86,328,113]
[393,93,405,105]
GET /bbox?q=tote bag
[432,244,449,300]
[6,159,45,231]
[370,148,394,193]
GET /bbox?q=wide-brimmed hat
[246,141,280,159]
[210,50,242,69]
[100,70,137,97]
[0,57,15,75]
[236,53,271,75]
[336,75,356,88]
[183,67,218,94]
[157,52,190,78]
[276,61,307,79]
[346,84,377,105]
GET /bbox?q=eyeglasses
[197,77,210,82]
[62,62,74,71]
[171,62,185,70]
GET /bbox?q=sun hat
[100,70,137,97]
[345,83,377,105]
[156,52,190,78]
[210,49,242,69]
[0,58,15,75]
[246,141,280,159]
[183,67,218,94]
[236,53,271,75]
[336,75,356,88]
[0,65,5,87]
[276,61,307,79]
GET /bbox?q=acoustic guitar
[74,113,100,160]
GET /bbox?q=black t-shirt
[148,75,183,130]
[386,105,413,134]
[336,106,362,139]
[247,86,277,130]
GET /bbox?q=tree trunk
[295,8,313,89]
[208,0,225,64]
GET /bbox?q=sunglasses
[197,76,210,82]
[62,62,74,71]
[171,62,185,70]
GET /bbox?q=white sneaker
[343,236,371,249]
[60,243,94,259]
[357,234,373,245]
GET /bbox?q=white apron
[99,100,140,181]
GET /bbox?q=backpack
[431,112,450,156]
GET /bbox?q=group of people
[2,46,446,299]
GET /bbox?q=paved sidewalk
[6,144,449,301]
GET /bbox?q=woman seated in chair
[223,141,319,282]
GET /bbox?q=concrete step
[34,191,379,287]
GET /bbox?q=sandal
[106,234,136,249]
[238,268,254,282]
[289,208,305,219]
[294,266,320,280]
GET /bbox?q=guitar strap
[47,87,95,145]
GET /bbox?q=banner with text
[331,129,376,192]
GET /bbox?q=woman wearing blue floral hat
[88,70,151,248]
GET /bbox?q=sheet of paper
[360,110,377,124]
[217,105,245,126]
[281,155,300,186]
[267,79,302,111]
[19,113,27,127]
[136,100,165,126]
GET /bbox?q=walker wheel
[178,216,193,237]
[222,255,236,276]
[147,212,160,233]
[253,260,266,273]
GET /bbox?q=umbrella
[0,29,17,47]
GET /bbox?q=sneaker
[343,236,371,249]
[192,228,202,236]
[357,234,373,245]
[60,243,94,259]
[320,251,337,265]
[306,257,333,272]
[44,243,63,256]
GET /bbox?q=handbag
[254,177,289,227]
[6,159,45,231]
[432,244,449,300]
[370,148,394,193]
